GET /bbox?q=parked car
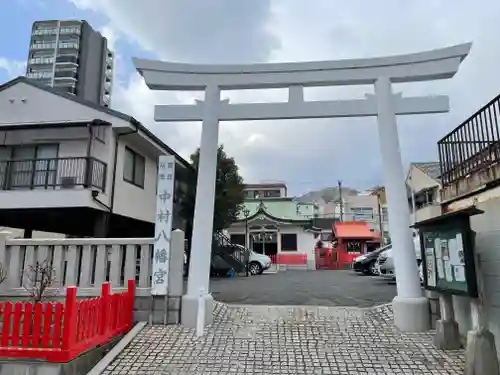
[352,244,391,275]
[234,245,272,275]
[377,235,423,282]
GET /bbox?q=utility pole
[377,191,384,246]
[338,180,344,221]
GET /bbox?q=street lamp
[242,207,250,277]
[243,207,250,248]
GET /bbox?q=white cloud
[99,23,120,51]
[70,0,500,194]
[0,58,26,78]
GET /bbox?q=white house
[406,162,442,222]
[226,197,319,270]
[0,76,194,238]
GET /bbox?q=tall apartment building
[26,20,113,107]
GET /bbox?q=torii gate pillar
[182,85,221,326]
[375,77,428,330]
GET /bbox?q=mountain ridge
[295,186,359,203]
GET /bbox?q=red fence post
[61,286,77,359]
[127,279,135,329]
[100,282,110,336]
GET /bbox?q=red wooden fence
[269,253,308,265]
[0,279,135,362]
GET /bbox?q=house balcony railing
[0,157,106,192]
[438,92,500,201]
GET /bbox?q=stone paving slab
[101,303,465,375]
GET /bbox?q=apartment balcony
[26,71,52,79]
[30,43,56,50]
[56,55,79,65]
[58,27,81,35]
[54,70,78,79]
[0,157,106,192]
[32,29,57,36]
[438,93,500,203]
[28,57,55,65]
[58,42,79,50]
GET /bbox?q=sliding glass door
[6,145,58,189]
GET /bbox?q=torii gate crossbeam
[134,42,471,333]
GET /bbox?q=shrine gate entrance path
[209,270,397,307]
[101,302,465,374]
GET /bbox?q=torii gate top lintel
[133,42,471,91]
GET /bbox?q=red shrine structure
[316,221,381,270]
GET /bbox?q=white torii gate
[134,42,471,332]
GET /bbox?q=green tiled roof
[237,198,316,222]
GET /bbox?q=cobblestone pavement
[102,302,465,375]
[210,270,397,307]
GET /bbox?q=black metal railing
[212,231,249,274]
[438,94,500,185]
[0,157,107,191]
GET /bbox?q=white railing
[0,236,156,297]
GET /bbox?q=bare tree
[23,258,57,303]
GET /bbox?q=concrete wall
[444,195,500,359]
[414,204,442,222]
[78,21,108,106]
[0,336,120,375]
[469,197,500,358]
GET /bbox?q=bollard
[196,287,205,337]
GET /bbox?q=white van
[377,234,422,281]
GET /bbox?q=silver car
[377,248,395,279]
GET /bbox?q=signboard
[151,155,176,296]
[415,207,480,297]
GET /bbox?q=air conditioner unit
[60,176,77,188]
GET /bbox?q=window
[2,144,59,189]
[350,207,374,220]
[264,189,281,198]
[253,190,260,199]
[230,234,246,246]
[345,240,363,254]
[381,207,388,222]
[281,233,297,251]
[94,126,106,143]
[414,188,436,209]
[123,147,145,188]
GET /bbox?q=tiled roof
[238,198,316,221]
[412,162,441,180]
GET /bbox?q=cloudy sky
[1,1,500,196]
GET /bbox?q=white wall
[0,82,118,126]
[297,228,317,262]
[112,136,159,223]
